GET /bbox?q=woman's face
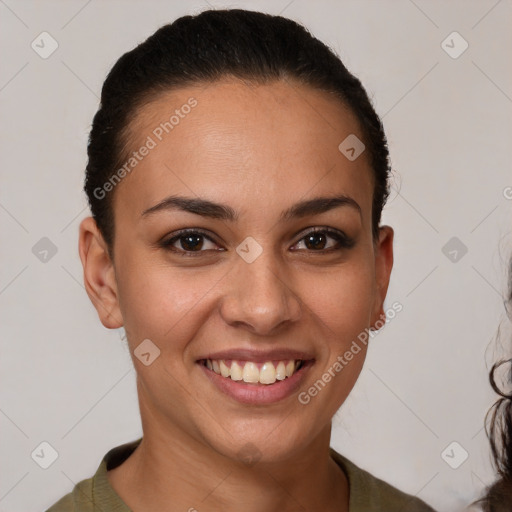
[80,78,393,463]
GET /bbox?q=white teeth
[275,361,286,380]
[285,360,295,377]
[219,360,230,378]
[204,358,304,385]
[242,362,260,383]
[230,361,243,381]
[260,361,276,384]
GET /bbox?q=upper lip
[198,348,315,363]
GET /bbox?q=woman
[47,8,436,511]
[476,258,512,510]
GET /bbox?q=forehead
[114,78,374,223]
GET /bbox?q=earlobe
[370,225,394,329]
[78,217,123,329]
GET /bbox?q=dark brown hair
[84,8,391,259]
[478,257,512,510]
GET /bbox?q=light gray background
[1,1,511,511]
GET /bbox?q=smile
[198,353,314,405]
[200,359,304,385]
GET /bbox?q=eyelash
[160,227,355,257]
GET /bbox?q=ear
[370,225,394,330]
[78,216,123,329]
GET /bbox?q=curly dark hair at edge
[475,257,512,511]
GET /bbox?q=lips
[197,349,315,404]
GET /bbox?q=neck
[107,393,349,512]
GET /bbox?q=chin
[205,417,318,465]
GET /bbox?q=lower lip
[198,361,314,405]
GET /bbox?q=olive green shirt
[46,438,436,511]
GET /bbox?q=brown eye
[161,229,221,255]
[292,228,354,252]
[176,233,205,251]
[160,227,354,257]
[304,232,329,250]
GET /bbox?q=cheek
[115,254,224,353]
[117,247,376,346]
[301,260,376,341]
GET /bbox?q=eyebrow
[141,194,361,221]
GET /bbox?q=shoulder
[44,438,141,512]
[45,476,95,512]
[330,448,437,512]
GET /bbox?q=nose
[219,247,302,336]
